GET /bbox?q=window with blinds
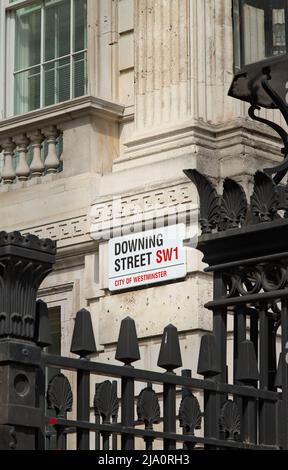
[14,0,87,115]
[233,0,288,69]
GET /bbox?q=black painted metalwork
[71,308,96,450]
[47,373,73,449]
[229,54,288,183]
[183,166,288,449]
[0,232,55,450]
[2,179,288,451]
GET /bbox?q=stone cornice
[0,96,125,137]
[115,117,283,171]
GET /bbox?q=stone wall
[0,0,284,374]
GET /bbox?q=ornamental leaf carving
[0,425,17,450]
[9,427,17,450]
[0,312,7,337]
[219,400,241,440]
[183,169,221,233]
[94,380,119,424]
[251,171,279,222]
[219,178,247,230]
[47,373,73,417]
[137,384,160,429]
[179,392,202,434]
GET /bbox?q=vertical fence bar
[46,433,51,451]
[115,317,140,450]
[102,432,110,451]
[250,310,259,360]
[197,334,221,449]
[121,375,135,450]
[112,381,118,450]
[259,303,269,444]
[259,303,276,445]
[70,308,97,450]
[242,391,257,444]
[77,368,90,450]
[181,369,191,450]
[179,369,197,450]
[281,299,288,449]
[35,299,53,451]
[236,336,259,444]
[158,324,182,450]
[233,306,246,441]
[268,315,277,390]
[95,413,100,450]
[36,364,46,450]
[163,381,176,450]
[55,426,67,450]
[249,307,259,445]
[233,307,246,382]
[212,272,227,445]
[145,438,153,451]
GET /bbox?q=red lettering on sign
[156,247,179,263]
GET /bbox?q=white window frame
[1,0,88,119]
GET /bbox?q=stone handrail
[0,96,124,187]
[0,125,63,185]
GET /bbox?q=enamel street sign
[108,224,187,291]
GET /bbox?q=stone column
[134,0,238,129]
[0,232,56,450]
[135,0,191,130]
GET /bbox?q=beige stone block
[119,0,134,33]
[97,275,212,345]
[119,32,134,71]
[119,69,135,107]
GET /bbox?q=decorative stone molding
[21,215,89,247]
[90,181,198,240]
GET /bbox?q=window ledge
[0,96,125,136]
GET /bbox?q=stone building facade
[0,0,284,386]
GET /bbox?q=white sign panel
[108,224,186,291]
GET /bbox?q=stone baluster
[43,126,60,174]
[27,130,45,177]
[58,133,64,164]
[14,133,30,181]
[0,138,16,184]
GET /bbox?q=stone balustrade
[0,124,63,185]
[0,96,124,190]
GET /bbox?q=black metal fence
[41,313,280,451]
[1,165,288,450]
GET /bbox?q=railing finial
[115,316,140,366]
[157,324,182,372]
[70,308,97,358]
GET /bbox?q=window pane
[235,1,288,67]
[13,0,87,116]
[14,67,41,114]
[73,51,87,97]
[44,57,70,106]
[58,57,71,101]
[15,3,41,70]
[243,3,266,65]
[44,61,56,106]
[273,9,286,55]
[47,306,61,357]
[45,0,71,61]
[74,0,87,52]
